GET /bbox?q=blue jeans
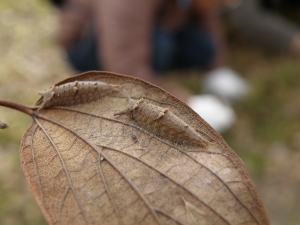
[67,23,216,73]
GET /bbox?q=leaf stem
[0,99,36,117]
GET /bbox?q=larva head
[38,88,54,103]
[114,97,143,117]
[108,84,121,93]
[95,82,121,94]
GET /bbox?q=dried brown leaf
[19,71,270,225]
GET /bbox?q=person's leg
[67,30,101,72]
[151,26,176,73]
[174,23,216,69]
[67,25,176,73]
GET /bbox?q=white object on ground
[188,94,236,133]
[203,67,249,102]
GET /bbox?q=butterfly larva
[114,98,209,147]
[0,120,8,129]
[38,81,121,109]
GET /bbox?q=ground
[0,1,300,225]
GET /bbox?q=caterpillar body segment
[38,81,121,110]
[115,98,209,147]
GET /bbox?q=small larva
[38,81,121,109]
[114,98,209,147]
[0,120,8,129]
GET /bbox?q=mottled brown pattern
[39,81,121,109]
[115,98,209,148]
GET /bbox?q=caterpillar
[38,81,121,110]
[0,120,8,129]
[114,98,209,147]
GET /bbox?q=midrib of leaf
[51,106,260,225]
[36,114,163,225]
[53,107,236,164]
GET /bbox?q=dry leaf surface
[20,71,270,225]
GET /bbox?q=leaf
[16,71,270,224]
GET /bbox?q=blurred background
[0,0,300,224]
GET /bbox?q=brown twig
[0,99,36,117]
